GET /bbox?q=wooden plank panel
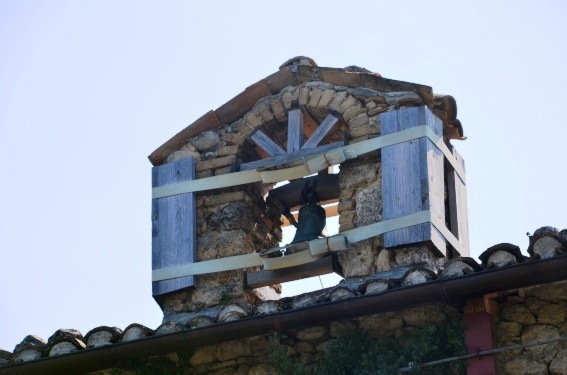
[251,130,286,156]
[302,113,340,149]
[447,146,470,256]
[152,156,196,297]
[246,256,337,288]
[381,106,446,255]
[287,108,304,152]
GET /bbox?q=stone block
[536,303,566,325]
[244,112,263,129]
[401,304,446,325]
[339,160,378,189]
[224,132,246,145]
[348,113,369,129]
[394,246,441,269]
[298,87,310,106]
[217,340,252,362]
[355,184,382,226]
[317,89,336,113]
[214,166,233,176]
[257,104,274,123]
[338,239,374,278]
[196,170,213,179]
[342,104,363,122]
[521,324,560,362]
[296,326,328,342]
[190,345,218,367]
[234,119,256,137]
[338,210,355,226]
[496,322,523,339]
[337,95,358,114]
[270,98,287,122]
[217,145,238,156]
[504,358,548,375]
[359,312,403,337]
[307,88,322,113]
[166,150,200,164]
[191,130,221,152]
[198,230,254,260]
[327,91,348,112]
[196,155,237,172]
[501,304,537,325]
[550,349,567,375]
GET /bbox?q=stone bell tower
[148,56,468,320]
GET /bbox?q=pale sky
[1,0,566,351]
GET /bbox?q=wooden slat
[251,130,286,156]
[246,256,337,288]
[287,108,304,152]
[381,106,446,255]
[152,156,196,297]
[239,141,345,171]
[302,113,340,149]
[447,146,470,257]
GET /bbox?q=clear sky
[1,0,566,352]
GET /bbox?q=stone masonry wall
[495,280,567,374]
[88,303,460,375]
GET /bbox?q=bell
[290,180,326,244]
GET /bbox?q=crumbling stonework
[495,280,567,374]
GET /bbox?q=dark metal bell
[290,179,326,244]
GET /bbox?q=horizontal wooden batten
[246,255,339,289]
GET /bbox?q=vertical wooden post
[381,106,446,255]
[463,298,497,375]
[447,145,470,256]
[151,156,197,299]
[287,108,304,152]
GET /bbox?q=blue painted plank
[152,156,196,297]
[381,106,446,255]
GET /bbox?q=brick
[196,170,213,179]
[281,91,294,110]
[350,127,377,138]
[257,104,274,122]
[307,88,322,112]
[217,145,238,156]
[317,89,335,113]
[298,87,310,106]
[224,132,246,145]
[234,119,256,137]
[327,91,348,112]
[270,99,287,122]
[244,112,263,128]
[214,166,233,176]
[337,95,358,114]
[342,104,363,122]
[348,113,369,129]
[216,81,271,124]
[196,155,236,172]
[204,191,247,207]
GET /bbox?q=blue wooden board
[152,156,196,297]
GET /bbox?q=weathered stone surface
[502,304,537,325]
[196,155,236,172]
[375,248,396,272]
[522,280,567,301]
[296,326,328,342]
[189,315,216,329]
[198,230,254,261]
[355,183,382,226]
[359,312,403,337]
[166,149,200,163]
[204,191,248,207]
[329,286,356,302]
[486,250,518,268]
[536,303,566,325]
[497,322,523,339]
[394,246,441,270]
[85,329,120,348]
[365,280,389,294]
[401,304,446,325]
[504,358,548,375]
[550,349,567,375]
[339,160,378,189]
[217,340,251,362]
[401,268,436,285]
[48,329,84,344]
[207,201,254,232]
[337,239,374,278]
[295,341,316,354]
[521,324,560,362]
[12,348,42,363]
[191,130,220,151]
[14,335,46,352]
[256,300,279,315]
[190,345,217,367]
[155,321,184,335]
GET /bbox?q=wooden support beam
[302,109,319,139]
[251,130,286,156]
[447,145,470,257]
[281,204,339,227]
[287,108,304,152]
[266,174,340,211]
[302,113,340,149]
[239,141,345,171]
[246,255,337,288]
